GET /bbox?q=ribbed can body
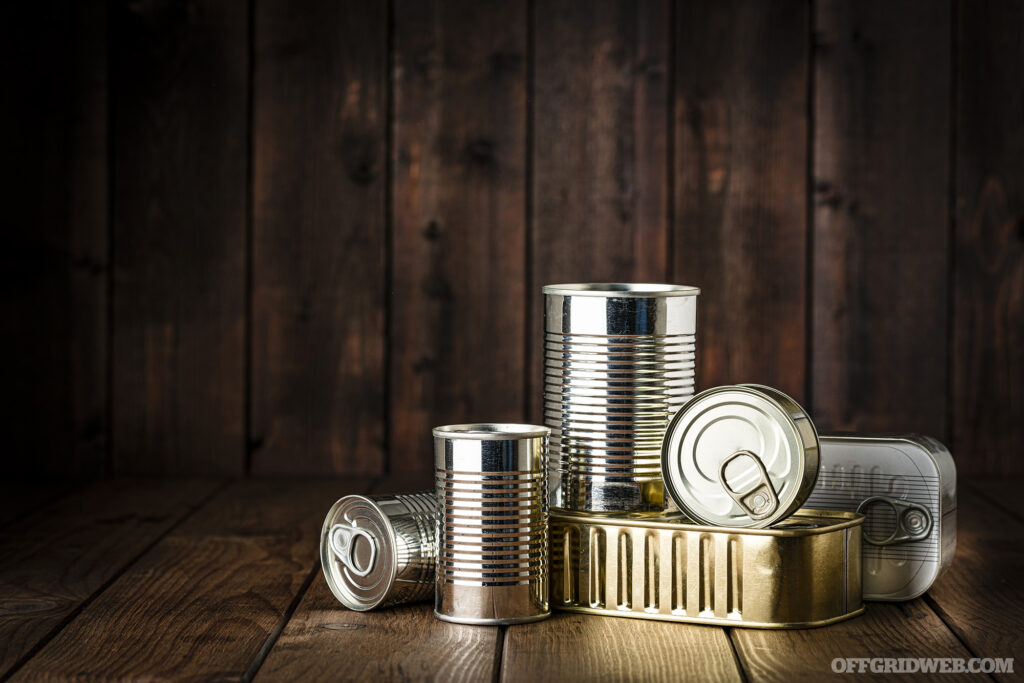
[433,424,550,625]
[320,491,436,611]
[544,284,699,512]
[385,492,437,605]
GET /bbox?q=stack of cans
[320,283,956,628]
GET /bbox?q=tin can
[550,508,864,628]
[320,492,436,611]
[433,423,550,625]
[543,283,700,513]
[804,434,956,601]
[661,384,820,528]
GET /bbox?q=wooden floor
[0,477,1020,682]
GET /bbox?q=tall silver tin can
[433,423,550,624]
[543,283,700,512]
[320,492,436,611]
[804,434,956,601]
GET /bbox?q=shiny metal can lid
[661,384,820,528]
[320,495,400,611]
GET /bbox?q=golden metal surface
[551,508,863,629]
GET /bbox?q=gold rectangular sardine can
[550,509,864,628]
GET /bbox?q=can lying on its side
[321,492,436,611]
[550,509,863,629]
[804,434,956,601]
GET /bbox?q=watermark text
[831,658,1014,674]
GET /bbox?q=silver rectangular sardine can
[805,434,956,601]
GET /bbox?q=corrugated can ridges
[545,332,695,509]
[389,492,437,601]
[437,469,547,586]
[433,424,550,625]
[550,509,864,628]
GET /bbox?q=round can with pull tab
[320,492,436,611]
[661,384,820,528]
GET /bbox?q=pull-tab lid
[661,384,820,528]
[320,495,398,610]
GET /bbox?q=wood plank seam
[943,0,959,450]
[243,0,255,478]
[725,627,751,683]
[921,594,987,667]
[523,0,535,429]
[242,555,324,683]
[102,0,115,479]
[493,624,507,683]
[0,479,230,682]
[921,480,1024,679]
[241,475,385,680]
[663,0,671,282]
[383,0,395,477]
[803,0,816,415]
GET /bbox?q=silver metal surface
[543,283,700,512]
[661,384,820,528]
[805,434,957,601]
[856,496,932,545]
[433,423,550,625]
[320,492,436,611]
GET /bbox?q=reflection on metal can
[805,434,956,601]
[433,423,550,625]
[550,508,864,628]
[320,492,436,611]
[543,283,700,513]
[661,384,820,528]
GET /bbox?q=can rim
[551,508,863,536]
[542,283,701,297]
[432,423,550,440]
[320,495,398,611]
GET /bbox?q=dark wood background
[2,0,1021,479]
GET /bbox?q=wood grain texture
[732,601,972,681]
[251,1,388,475]
[255,587,498,682]
[952,0,1024,476]
[111,0,247,474]
[812,0,951,437]
[391,0,528,472]
[0,479,219,677]
[674,0,809,399]
[11,479,365,681]
[926,483,1024,677]
[502,612,741,682]
[0,0,108,475]
[530,0,671,422]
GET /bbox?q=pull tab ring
[329,524,377,577]
[719,450,780,520]
[856,496,933,546]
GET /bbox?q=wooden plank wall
[1,0,1020,478]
